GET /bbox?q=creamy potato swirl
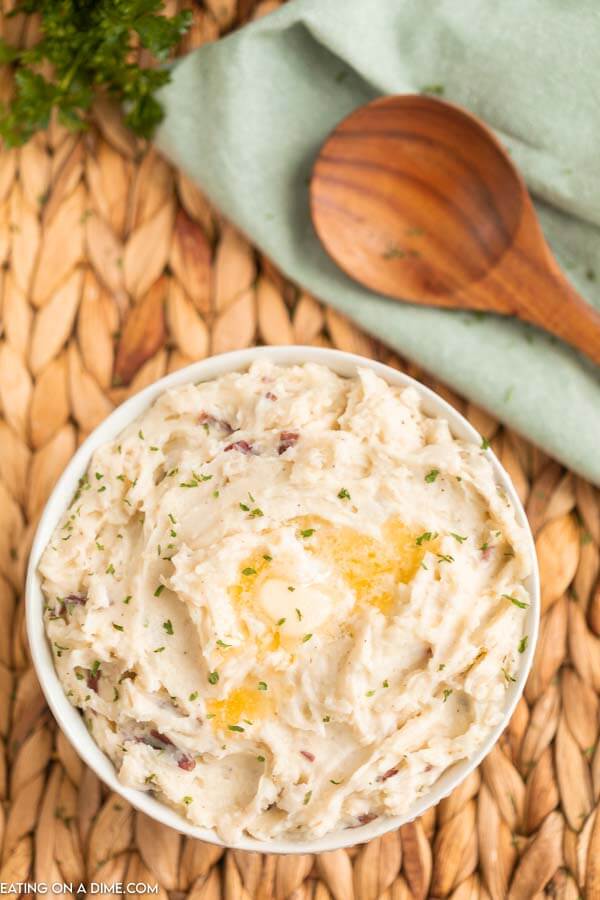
[40,362,531,842]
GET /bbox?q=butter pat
[257,578,332,637]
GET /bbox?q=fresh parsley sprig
[0,0,192,147]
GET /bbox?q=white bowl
[26,346,540,854]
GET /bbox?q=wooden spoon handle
[534,278,600,367]
[510,266,600,367]
[480,228,600,367]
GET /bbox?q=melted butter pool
[213,518,431,731]
[206,686,273,731]
[311,517,429,613]
[228,517,431,622]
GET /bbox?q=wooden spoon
[310,94,600,366]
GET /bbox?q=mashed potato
[40,361,531,842]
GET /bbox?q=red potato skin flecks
[86,669,100,693]
[358,813,378,824]
[149,729,174,746]
[142,731,196,771]
[347,813,378,829]
[224,440,254,454]
[278,431,299,455]
[198,412,233,435]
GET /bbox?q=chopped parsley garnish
[150,446,159,452]
[257,682,268,691]
[425,469,439,483]
[300,529,315,538]
[242,567,256,576]
[96,541,104,551]
[383,245,406,260]
[422,83,445,96]
[287,586,295,592]
[189,691,199,701]
[366,690,375,697]
[416,531,432,546]
[322,716,331,723]
[443,689,453,702]
[263,554,272,562]
[337,488,351,500]
[113,688,119,701]
[480,542,489,551]
[91,660,101,676]
[502,668,516,683]
[168,513,176,524]
[296,608,303,621]
[518,636,529,654]
[106,563,115,575]
[503,594,529,609]
[123,595,132,604]
[180,471,212,487]
[302,633,313,643]
[182,796,193,805]
[153,646,165,653]
[138,430,144,440]
[249,508,264,518]
[208,671,219,685]
[450,533,467,543]
[239,502,250,512]
[154,584,165,597]
[95,472,103,481]
[228,725,244,732]
[112,623,124,632]
[481,436,491,450]
[257,755,266,762]
[303,791,312,805]
[216,639,231,648]
[163,620,174,635]
[382,680,389,688]
[436,554,454,563]
[438,663,446,671]
[330,779,342,785]
[276,618,286,627]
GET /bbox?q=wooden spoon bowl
[310,94,600,366]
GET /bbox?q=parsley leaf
[503,594,529,609]
[0,1,192,147]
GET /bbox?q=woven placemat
[1,2,599,897]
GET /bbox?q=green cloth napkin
[156,0,600,485]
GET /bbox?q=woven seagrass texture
[1,1,600,897]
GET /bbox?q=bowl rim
[25,345,540,854]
